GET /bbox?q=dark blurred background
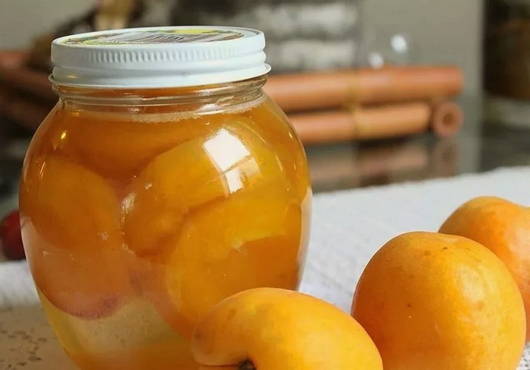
[0,0,528,215]
[0,0,483,92]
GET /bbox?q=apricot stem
[239,360,256,370]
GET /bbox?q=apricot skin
[440,196,530,339]
[352,232,526,370]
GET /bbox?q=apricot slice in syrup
[122,118,287,257]
[20,156,130,318]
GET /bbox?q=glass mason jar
[19,27,311,370]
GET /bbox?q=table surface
[306,96,530,192]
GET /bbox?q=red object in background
[0,210,25,260]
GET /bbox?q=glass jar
[19,27,311,370]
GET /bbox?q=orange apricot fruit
[121,135,229,257]
[163,187,299,327]
[143,184,304,338]
[127,120,307,335]
[20,156,130,318]
[192,288,383,370]
[352,231,526,370]
[122,118,288,257]
[440,196,530,339]
[63,109,219,179]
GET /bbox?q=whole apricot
[192,288,382,370]
[440,196,530,339]
[352,231,525,370]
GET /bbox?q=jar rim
[54,75,267,108]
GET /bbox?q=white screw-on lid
[51,26,270,88]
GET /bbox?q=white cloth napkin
[1,166,530,368]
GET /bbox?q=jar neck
[53,75,267,114]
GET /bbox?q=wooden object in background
[0,50,464,143]
[265,66,463,112]
[430,100,463,137]
[289,101,463,145]
[0,51,55,102]
[0,64,55,102]
[0,87,50,130]
[95,0,136,31]
[0,51,55,130]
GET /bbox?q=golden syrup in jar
[20,77,310,368]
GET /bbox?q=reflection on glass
[204,128,258,194]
